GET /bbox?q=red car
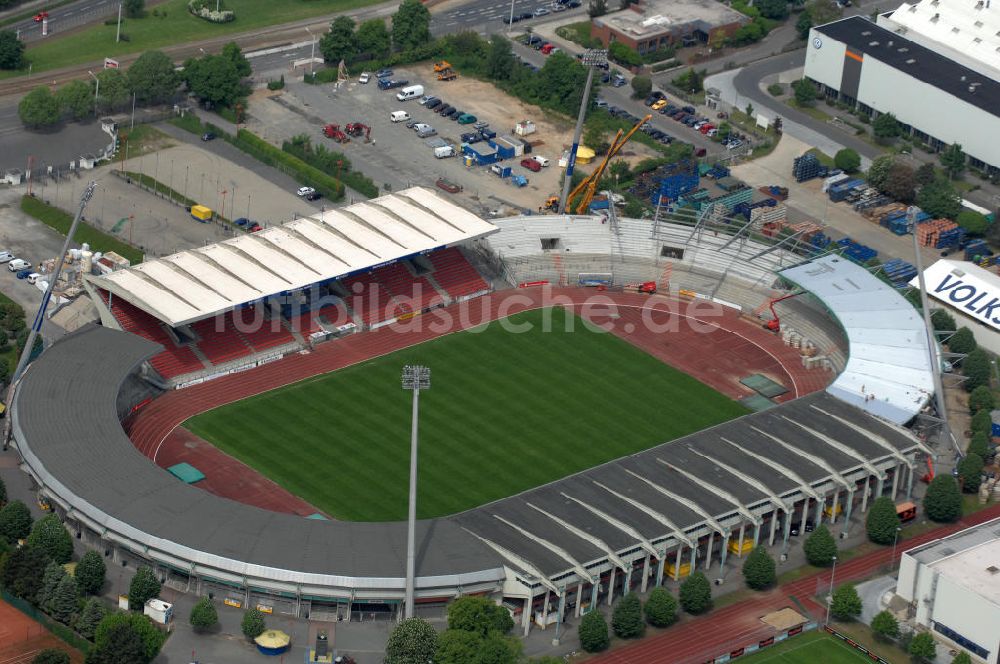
[33,11,48,22]
[521,158,541,172]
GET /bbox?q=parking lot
[244,68,659,215]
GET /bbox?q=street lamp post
[306,27,317,78]
[558,48,607,215]
[825,555,838,625]
[401,365,431,620]
[891,526,903,572]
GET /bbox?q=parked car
[552,3,567,11]
[532,155,550,167]
[27,273,40,285]
[234,217,250,227]
[694,147,707,157]
[541,44,557,55]
[405,118,420,128]
[413,123,432,132]
[0,251,13,263]
[33,11,48,22]
[533,6,550,15]
[567,0,581,6]
[449,110,464,121]
[425,98,443,110]
[201,132,216,141]
[358,72,371,84]
[457,113,477,124]
[8,259,29,272]
[375,69,393,78]
[15,269,31,280]
[612,74,627,87]
[419,95,437,105]
[595,98,609,108]
[504,14,520,23]
[478,127,497,139]
[306,191,322,201]
[296,186,316,197]
[521,158,542,172]
[248,222,263,232]
[519,11,533,20]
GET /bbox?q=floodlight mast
[401,365,430,619]
[558,49,607,215]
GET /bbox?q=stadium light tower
[558,48,607,215]
[401,364,430,619]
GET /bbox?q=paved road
[431,0,586,37]
[10,0,122,44]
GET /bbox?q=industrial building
[910,259,1000,354]
[590,0,747,55]
[803,13,1000,173]
[897,518,1000,663]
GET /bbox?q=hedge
[231,130,345,201]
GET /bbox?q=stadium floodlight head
[401,365,431,391]
[581,48,608,68]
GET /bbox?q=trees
[956,210,989,236]
[679,571,713,615]
[32,650,70,664]
[485,37,515,82]
[353,19,389,61]
[792,78,817,106]
[909,632,937,662]
[609,41,642,68]
[77,597,109,640]
[0,499,33,543]
[76,550,106,596]
[866,496,902,545]
[672,68,704,94]
[971,409,993,436]
[124,0,145,18]
[867,154,896,190]
[963,349,991,392]
[88,620,149,664]
[756,0,790,19]
[915,162,937,186]
[477,632,522,663]
[189,597,218,632]
[588,0,608,16]
[435,629,481,664]
[241,608,266,639]
[0,30,25,70]
[796,0,841,38]
[631,75,652,99]
[50,575,79,624]
[40,561,68,610]
[957,453,984,493]
[93,613,164,663]
[949,327,978,354]
[320,16,356,63]
[183,55,244,108]
[940,143,966,180]
[834,148,861,173]
[917,178,962,220]
[952,653,973,664]
[384,617,438,664]
[447,596,514,637]
[55,81,94,121]
[804,525,837,566]
[873,112,901,140]
[830,583,862,621]
[578,610,610,652]
[643,587,677,627]
[28,515,73,564]
[392,0,431,52]
[222,41,251,78]
[924,475,963,522]
[127,566,161,611]
[931,308,956,332]
[127,51,179,105]
[611,593,644,639]
[95,68,130,111]
[969,431,992,460]
[0,477,5,506]
[19,87,61,129]
[969,385,995,414]
[742,547,776,590]
[883,163,916,203]
[871,610,899,641]
[2,545,51,602]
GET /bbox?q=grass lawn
[787,99,833,123]
[554,21,598,48]
[807,147,835,168]
[20,195,144,265]
[737,631,873,663]
[20,0,381,75]
[185,307,749,521]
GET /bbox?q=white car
[0,251,13,263]
[412,123,432,132]
[532,155,550,167]
[419,95,437,105]
[533,6,550,15]
[296,186,316,197]
[358,72,371,84]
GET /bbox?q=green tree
[952,653,973,664]
[93,613,164,663]
[679,571,713,615]
[792,78,817,106]
[883,163,916,203]
[970,385,995,413]
[189,597,218,631]
[871,609,899,641]
[0,29,25,70]
[830,583,862,621]
[917,178,962,220]
[124,0,145,18]
[578,610,610,652]
[867,154,896,190]
[611,593,643,639]
[957,453,984,493]
[356,19,391,58]
[949,327,978,354]
[385,617,438,664]
[931,309,956,332]
[183,55,244,108]
[19,86,61,129]
[50,574,79,624]
[963,348,991,392]
[756,0,789,19]
[478,632,522,663]
[95,68,130,112]
[127,566,161,611]
[0,477,5,506]
[2,545,51,602]
[970,409,993,437]
[804,525,837,566]
[588,0,608,17]
[940,143,966,179]
[0,499,33,543]
[956,210,988,236]
[924,475,963,522]
[873,112,901,139]
[643,587,677,627]
[834,148,861,173]
[32,650,70,664]
[866,496,902,545]
[27,514,73,564]
[484,36,515,82]
[797,0,841,38]
[969,430,991,459]
[435,629,480,664]
[909,632,936,662]
[447,596,514,637]
[77,597,109,640]
[222,41,251,78]
[392,0,431,52]
[76,550,106,596]
[241,608,266,639]
[127,50,179,105]
[87,621,149,664]
[319,16,357,63]
[672,68,704,93]
[915,162,937,186]
[609,41,641,67]
[631,74,652,99]
[39,561,67,610]
[742,546,777,590]
[55,80,93,121]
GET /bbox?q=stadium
[9,186,937,634]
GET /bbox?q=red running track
[126,288,834,513]
[597,502,1000,664]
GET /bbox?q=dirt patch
[0,599,84,664]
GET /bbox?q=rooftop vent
[974,37,982,42]
[862,30,872,35]
[952,26,960,32]
[870,40,880,45]
[969,85,977,92]
[976,0,984,7]
[906,57,917,63]
[899,46,909,51]
[988,565,1000,574]
[975,20,984,27]
[932,12,941,20]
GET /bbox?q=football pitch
[737,632,874,663]
[185,307,749,521]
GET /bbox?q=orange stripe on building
[845,50,863,63]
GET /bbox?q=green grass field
[738,632,873,664]
[185,308,749,521]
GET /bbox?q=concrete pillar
[815,495,824,525]
[843,489,855,531]
[737,523,747,558]
[800,498,809,531]
[673,545,684,581]
[782,507,793,552]
[907,464,915,500]
[522,595,532,636]
[689,543,697,572]
[541,591,550,628]
[641,555,651,593]
[876,473,885,498]
[861,477,871,513]
[575,582,583,618]
[704,532,715,570]
[656,553,666,587]
[769,510,779,546]
[892,464,901,499]
[624,564,633,595]
[831,490,840,525]
[719,535,729,572]
[589,579,599,612]
[606,568,615,606]
[554,590,566,644]
[753,520,761,546]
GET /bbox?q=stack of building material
[792,153,825,182]
[750,204,788,230]
[915,219,958,247]
[882,258,918,287]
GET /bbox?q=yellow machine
[564,114,652,214]
[433,60,452,72]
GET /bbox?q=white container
[81,242,90,253]
[514,120,536,136]
[434,145,455,159]
[81,250,93,273]
[144,598,174,624]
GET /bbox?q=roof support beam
[461,529,559,594]
[779,416,885,481]
[809,403,931,459]
[686,446,788,514]
[655,459,760,526]
[492,515,593,583]
[525,503,629,572]
[559,493,660,560]
[719,437,823,502]
[591,480,695,548]
[750,425,853,491]
[620,470,728,536]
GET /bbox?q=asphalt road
[10,0,119,44]
[431,0,586,37]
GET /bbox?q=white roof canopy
[781,255,935,425]
[87,187,497,327]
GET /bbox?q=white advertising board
[910,260,1000,331]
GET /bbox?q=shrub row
[232,130,345,201]
[282,140,379,199]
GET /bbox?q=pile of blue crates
[828,179,866,202]
[836,237,878,263]
[733,199,778,220]
[704,164,730,179]
[655,172,699,204]
[792,154,828,182]
[809,233,831,253]
[936,227,966,249]
[966,239,993,261]
[882,258,918,288]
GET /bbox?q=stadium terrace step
[429,247,490,298]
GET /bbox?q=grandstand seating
[191,314,254,366]
[232,308,295,352]
[340,273,401,326]
[374,263,444,312]
[430,248,490,298]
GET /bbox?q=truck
[190,205,213,222]
[434,145,456,159]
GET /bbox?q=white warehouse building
[897,518,1000,663]
[909,259,1000,355]
[803,11,1000,174]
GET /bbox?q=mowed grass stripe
[736,632,874,663]
[186,308,749,521]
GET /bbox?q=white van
[434,145,455,159]
[396,84,424,101]
[390,110,411,123]
[8,259,29,271]
[27,273,40,285]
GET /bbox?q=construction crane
[565,114,651,215]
